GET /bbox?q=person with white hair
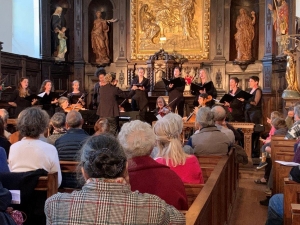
[153,113,204,184]
[0,109,11,139]
[189,107,230,156]
[118,120,188,210]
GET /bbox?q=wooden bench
[34,172,58,198]
[291,204,300,225]
[284,178,300,225]
[185,149,239,224]
[271,135,296,194]
[184,183,205,208]
[59,161,80,193]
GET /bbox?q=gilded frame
[130,0,210,61]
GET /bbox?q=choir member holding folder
[191,69,217,108]
[164,67,186,117]
[221,77,245,122]
[8,77,38,118]
[38,80,59,117]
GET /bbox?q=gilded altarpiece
[130,0,210,61]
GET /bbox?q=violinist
[223,77,245,122]
[67,80,85,109]
[8,77,37,118]
[39,80,58,117]
[55,97,69,113]
[153,96,170,117]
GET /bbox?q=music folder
[234,90,253,101]
[24,94,41,102]
[162,77,183,87]
[190,81,212,93]
[219,94,235,103]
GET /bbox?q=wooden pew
[291,204,300,225]
[271,135,296,194]
[34,172,58,198]
[284,178,300,225]
[185,149,239,225]
[59,161,80,193]
[184,183,205,208]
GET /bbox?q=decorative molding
[217,10,222,33]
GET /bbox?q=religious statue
[234,8,256,61]
[284,50,300,93]
[57,27,67,60]
[139,4,160,44]
[51,6,63,57]
[268,0,288,36]
[91,10,117,65]
[181,0,196,40]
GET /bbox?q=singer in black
[130,68,150,121]
[166,67,186,117]
[224,77,245,122]
[67,80,85,109]
[39,80,58,117]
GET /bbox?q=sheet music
[275,160,300,166]
[9,190,21,204]
[38,92,46,98]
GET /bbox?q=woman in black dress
[224,77,245,122]
[39,80,58,117]
[8,77,37,118]
[67,80,85,109]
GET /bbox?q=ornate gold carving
[130,0,210,60]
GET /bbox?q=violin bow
[119,98,127,107]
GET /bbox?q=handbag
[7,207,27,225]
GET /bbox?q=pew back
[291,204,300,225]
[271,135,296,194]
[35,172,58,198]
[59,161,80,193]
[284,178,300,225]
[184,183,205,208]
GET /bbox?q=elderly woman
[153,113,204,184]
[188,107,230,156]
[8,107,62,186]
[118,120,188,210]
[47,112,67,145]
[45,134,185,224]
[93,118,110,136]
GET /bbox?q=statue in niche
[234,8,255,61]
[268,0,288,36]
[181,0,196,39]
[57,27,67,60]
[139,4,160,44]
[51,6,63,57]
[91,10,117,65]
[284,50,300,92]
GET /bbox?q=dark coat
[166,77,185,101]
[97,84,127,117]
[9,89,32,118]
[130,77,150,110]
[54,128,89,161]
[192,81,217,107]
[228,88,245,122]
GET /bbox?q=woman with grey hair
[188,107,230,156]
[47,112,67,145]
[8,107,62,186]
[45,134,185,224]
[118,120,188,210]
[154,113,204,184]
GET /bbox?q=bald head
[66,110,83,128]
[211,106,226,122]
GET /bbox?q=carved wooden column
[73,0,85,86]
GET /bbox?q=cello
[186,94,213,123]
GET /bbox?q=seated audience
[45,134,186,224]
[0,148,9,172]
[118,120,188,210]
[55,110,89,161]
[0,182,18,225]
[93,118,110,136]
[47,112,67,145]
[8,107,62,186]
[285,106,294,129]
[285,105,300,139]
[211,106,235,145]
[153,113,204,184]
[0,109,11,139]
[188,107,230,156]
[0,118,11,158]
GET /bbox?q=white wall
[0,0,13,52]
[297,1,300,17]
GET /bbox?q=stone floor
[229,165,269,225]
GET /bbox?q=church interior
[0,0,300,224]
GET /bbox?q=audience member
[118,120,188,210]
[0,109,11,139]
[0,118,11,158]
[188,107,230,155]
[8,107,62,186]
[285,105,300,139]
[93,118,110,136]
[0,148,9,172]
[285,106,295,129]
[47,112,67,145]
[55,110,89,161]
[211,106,235,145]
[153,113,204,184]
[45,134,186,224]
[0,182,18,225]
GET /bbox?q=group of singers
[6,67,262,130]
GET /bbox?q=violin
[186,95,213,122]
[158,106,171,117]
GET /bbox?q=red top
[155,155,204,184]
